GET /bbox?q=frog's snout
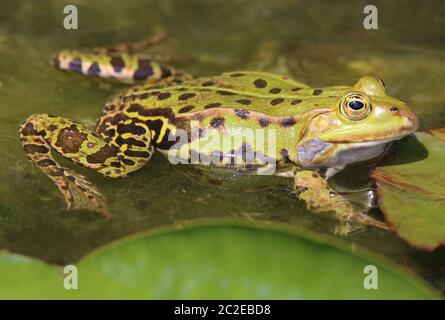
[405,111,419,132]
[395,107,419,132]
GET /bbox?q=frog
[19,35,419,229]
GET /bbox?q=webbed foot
[294,170,388,231]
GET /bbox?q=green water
[0,0,444,293]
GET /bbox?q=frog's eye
[340,94,371,120]
[348,100,364,110]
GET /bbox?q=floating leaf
[372,130,445,251]
[0,223,437,299]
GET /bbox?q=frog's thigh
[19,113,153,216]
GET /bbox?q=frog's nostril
[390,106,399,112]
[407,112,420,131]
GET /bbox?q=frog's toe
[58,172,110,217]
[334,221,364,236]
[350,213,389,230]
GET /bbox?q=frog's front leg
[19,113,153,216]
[294,170,388,231]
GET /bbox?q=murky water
[0,0,444,293]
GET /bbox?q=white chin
[321,139,392,172]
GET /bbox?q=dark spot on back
[216,90,235,96]
[230,73,245,77]
[204,102,222,109]
[291,99,302,105]
[136,93,151,100]
[291,87,302,92]
[235,99,252,105]
[122,95,133,103]
[202,81,215,86]
[127,103,145,114]
[253,79,267,88]
[270,98,284,106]
[178,93,196,101]
[258,117,270,127]
[210,117,225,128]
[280,117,296,127]
[178,105,195,113]
[313,89,323,96]
[269,88,281,94]
[157,92,171,100]
[235,109,250,119]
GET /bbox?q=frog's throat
[296,137,401,170]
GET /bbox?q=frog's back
[120,71,350,118]
[107,71,351,155]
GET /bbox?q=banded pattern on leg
[51,50,175,83]
[50,34,176,83]
[19,113,153,215]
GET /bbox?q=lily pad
[0,222,437,299]
[372,129,445,251]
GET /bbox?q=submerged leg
[19,113,153,216]
[91,33,168,54]
[294,170,388,231]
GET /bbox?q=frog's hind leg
[91,33,168,55]
[19,113,153,216]
[49,33,188,84]
[50,48,177,84]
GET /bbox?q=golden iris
[340,93,371,120]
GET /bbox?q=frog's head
[296,76,419,171]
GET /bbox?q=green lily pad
[0,222,437,299]
[372,129,445,251]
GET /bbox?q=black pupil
[348,100,364,110]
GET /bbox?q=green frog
[19,36,418,228]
